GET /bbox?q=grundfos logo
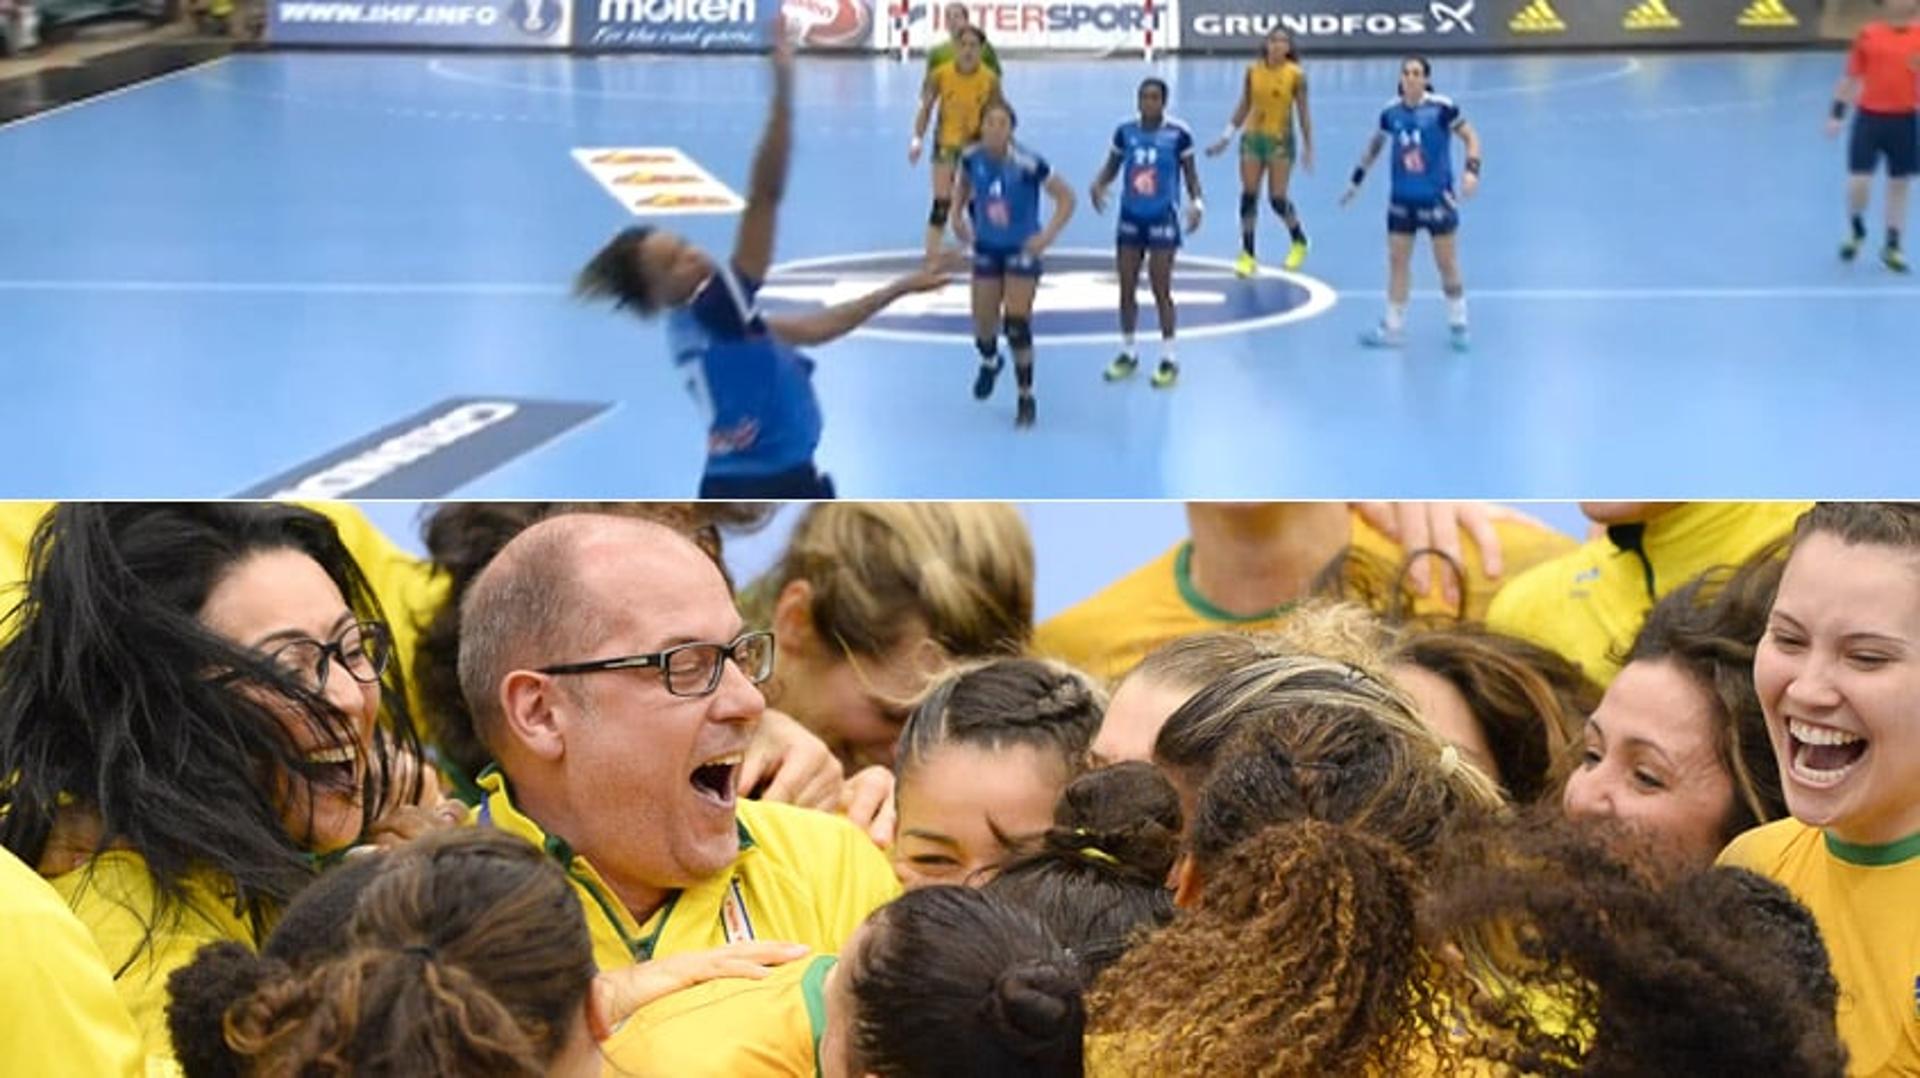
[1194,0,1472,37]
[596,0,752,22]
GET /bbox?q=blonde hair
[1122,602,1392,694]
[746,503,1034,662]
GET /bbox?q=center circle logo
[761,250,1337,344]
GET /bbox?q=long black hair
[0,503,423,949]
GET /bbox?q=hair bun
[166,941,287,1078]
[985,959,1086,1046]
[1024,674,1093,724]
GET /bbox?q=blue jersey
[1110,117,1194,220]
[664,263,823,479]
[1380,93,1463,205]
[961,143,1051,250]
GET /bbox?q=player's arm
[1180,129,1205,230]
[1454,114,1481,197]
[765,270,949,347]
[1207,72,1251,155]
[911,72,939,160]
[1294,72,1315,170]
[1340,130,1388,206]
[1831,36,1866,133]
[1089,127,1123,212]
[1033,172,1077,252]
[732,28,794,284]
[950,166,975,244]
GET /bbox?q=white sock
[1122,330,1136,355]
[1160,340,1176,365]
[1447,295,1467,328]
[1385,303,1408,332]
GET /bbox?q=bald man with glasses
[457,513,900,971]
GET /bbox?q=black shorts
[698,463,835,499]
[1849,109,1919,178]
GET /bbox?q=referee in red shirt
[1830,0,1920,272]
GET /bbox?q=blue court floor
[1,48,1910,498]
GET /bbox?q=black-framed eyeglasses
[263,621,393,695]
[536,630,776,699]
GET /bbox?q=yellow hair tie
[1073,829,1121,867]
[1438,744,1460,776]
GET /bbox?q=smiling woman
[0,503,425,1070]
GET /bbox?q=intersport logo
[1193,0,1473,38]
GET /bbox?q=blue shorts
[1850,109,1919,178]
[1388,197,1459,237]
[1117,207,1182,250]
[973,245,1043,279]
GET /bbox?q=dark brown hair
[895,658,1103,781]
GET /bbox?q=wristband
[1219,124,1240,143]
[1349,166,1367,187]
[1830,100,1847,122]
[1465,158,1481,177]
[911,134,924,148]
[1190,197,1205,213]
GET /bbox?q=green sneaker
[1104,353,1140,382]
[1884,246,1910,274]
[1150,360,1179,388]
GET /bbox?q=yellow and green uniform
[1034,508,1574,684]
[1486,502,1807,685]
[603,952,838,1077]
[1241,60,1304,163]
[930,62,1000,163]
[1,847,146,1078]
[927,35,1002,76]
[1720,819,1920,1076]
[46,851,261,1072]
[470,769,899,971]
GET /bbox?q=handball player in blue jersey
[1090,77,1205,389]
[574,22,949,498]
[1340,56,1483,352]
[951,99,1077,429]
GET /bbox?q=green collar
[1824,828,1920,867]
[1173,542,1300,624]
[801,955,838,1078]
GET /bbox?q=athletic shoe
[1360,324,1405,349]
[1234,252,1258,278]
[1104,353,1140,382]
[1884,246,1910,274]
[1284,239,1309,270]
[1841,238,1862,262]
[1448,324,1470,353]
[973,356,1004,400]
[1015,395,1036,428]
[1151,360,1179,388]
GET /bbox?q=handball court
[1,48,1909,499]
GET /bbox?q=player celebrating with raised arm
[1090,77,1204,389]
[575,22,950,498]
[952,99,1076,429]
[912,25,1001,268]
[1341,56,1481,353]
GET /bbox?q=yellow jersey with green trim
[1486,502,1807,684]
[931,62,999,150]
[1246,60,1303,139]
[603,953,836,1077]
[1,847,146,1078]
[471,770,899,971]
[1720,818,1920,1076]
[1034,509,1574,683]
[46,850,260,1073]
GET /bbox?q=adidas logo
[1508,0,1564,31]
[1737,0,1798,26]
[1623,0,1681,29]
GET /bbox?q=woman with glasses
[0,503,431,1068]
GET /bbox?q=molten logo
[783,0,870,44]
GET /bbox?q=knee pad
[1238,192,1258,219]
[929,198,951,228]
[1270,196,1293,219]
[1004,316,1033,351]
[975,336,998,360]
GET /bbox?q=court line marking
[0,55,234,132]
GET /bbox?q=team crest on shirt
[757,250,1335,344]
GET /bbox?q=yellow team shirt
[472,770,899,972]
[1486,502,1808,684]
[1034,509,1575,683]
[1720,819,1920,1077]
[1246,60,1303,138]
[932,63,1000,150]
[603,953,836,1077]
[1,848,145,1078]
[47,850,260,1072]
